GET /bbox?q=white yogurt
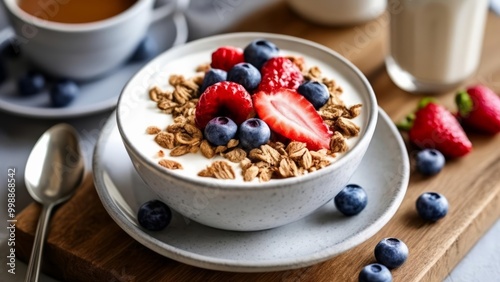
[386,0,489,92]
[122,47,365,184]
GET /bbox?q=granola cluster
[240,141,331,182]
[146,57,361,182]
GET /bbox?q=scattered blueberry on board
[297,80,330,110]
[415,149,445,176]
[416,192,449,221]
[243,39,279,70]
[238,118,271,149]
[130,35,158,62]
[1,41,21,58]
[358,263,393,282]
[227,62,261,92]
[137,200,172,231]
[204,116,238,146]
[50,79,79,107]
[334,184,368,216]
[374,238,409,269]
[200,69,227,94]
[18,71,46,96]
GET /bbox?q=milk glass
[386,0,489,93]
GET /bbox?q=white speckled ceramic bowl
[116,32,378,231]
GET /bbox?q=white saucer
[0,9,188,119]
[92,108,409,272]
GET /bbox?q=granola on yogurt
[145,40,362,182]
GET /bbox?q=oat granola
[146,56,361,182]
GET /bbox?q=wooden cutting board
[16,3,500,281]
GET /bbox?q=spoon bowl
[24,123,85,282]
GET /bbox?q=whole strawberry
[455,85,500,134]
[399,99,472,158]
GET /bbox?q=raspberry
[258,74,284,93]
[210,46,244,72]
[195,81,253,129]
[258,57,303,92]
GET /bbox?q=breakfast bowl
[116,32,378,231]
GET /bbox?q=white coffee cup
[2,0,176,80]
[286,0,387,26]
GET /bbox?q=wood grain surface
[16,3,500,282]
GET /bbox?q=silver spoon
[24,124,85,282]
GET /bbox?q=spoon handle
[25,204,53,282]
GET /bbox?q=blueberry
[358,263,393,282]
[2,41,21,58]
[130,35,158,61]
[416,192,448,221]
[50,79,79,107]
[227,63,261,92]
[200,68,227,94]
[238,118,271,149]
[137,200,172,231]
[334,184,368,216]
[204,116,238,146]
[18,71,46,96]
[297,80,330,109]
[0,59,6,84]
[415,149,445,176]
[374,238,409,269]
[243,39,279,70]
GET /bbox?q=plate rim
[0,12,188,119]
[92,107,410,272]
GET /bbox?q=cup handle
[151,0,190,24]
[0,27,15,47]
[171,10,189,47]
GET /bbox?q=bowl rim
[116,32,378,190]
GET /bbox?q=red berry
[195,81,253,129]
[409,103,472,158]
[211,46,244,72]
[253,89,332,151]
[456,85,500,134]
[258,57,303,92]
[258,74,283,93]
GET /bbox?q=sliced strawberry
[195,81,253,129]
[258,57,303,92]
[211,46,244,72]
[253,89,332,150]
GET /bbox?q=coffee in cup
[3,0,176,80]
[17,0,137,24]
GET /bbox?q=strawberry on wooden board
[455,85,500,134]
[253,88,332,151]
[398,99,472,158]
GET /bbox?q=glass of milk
[386,0,489,93]
[285,0,387,26]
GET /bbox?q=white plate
[92,108,409,272]
[0,10,188,119]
